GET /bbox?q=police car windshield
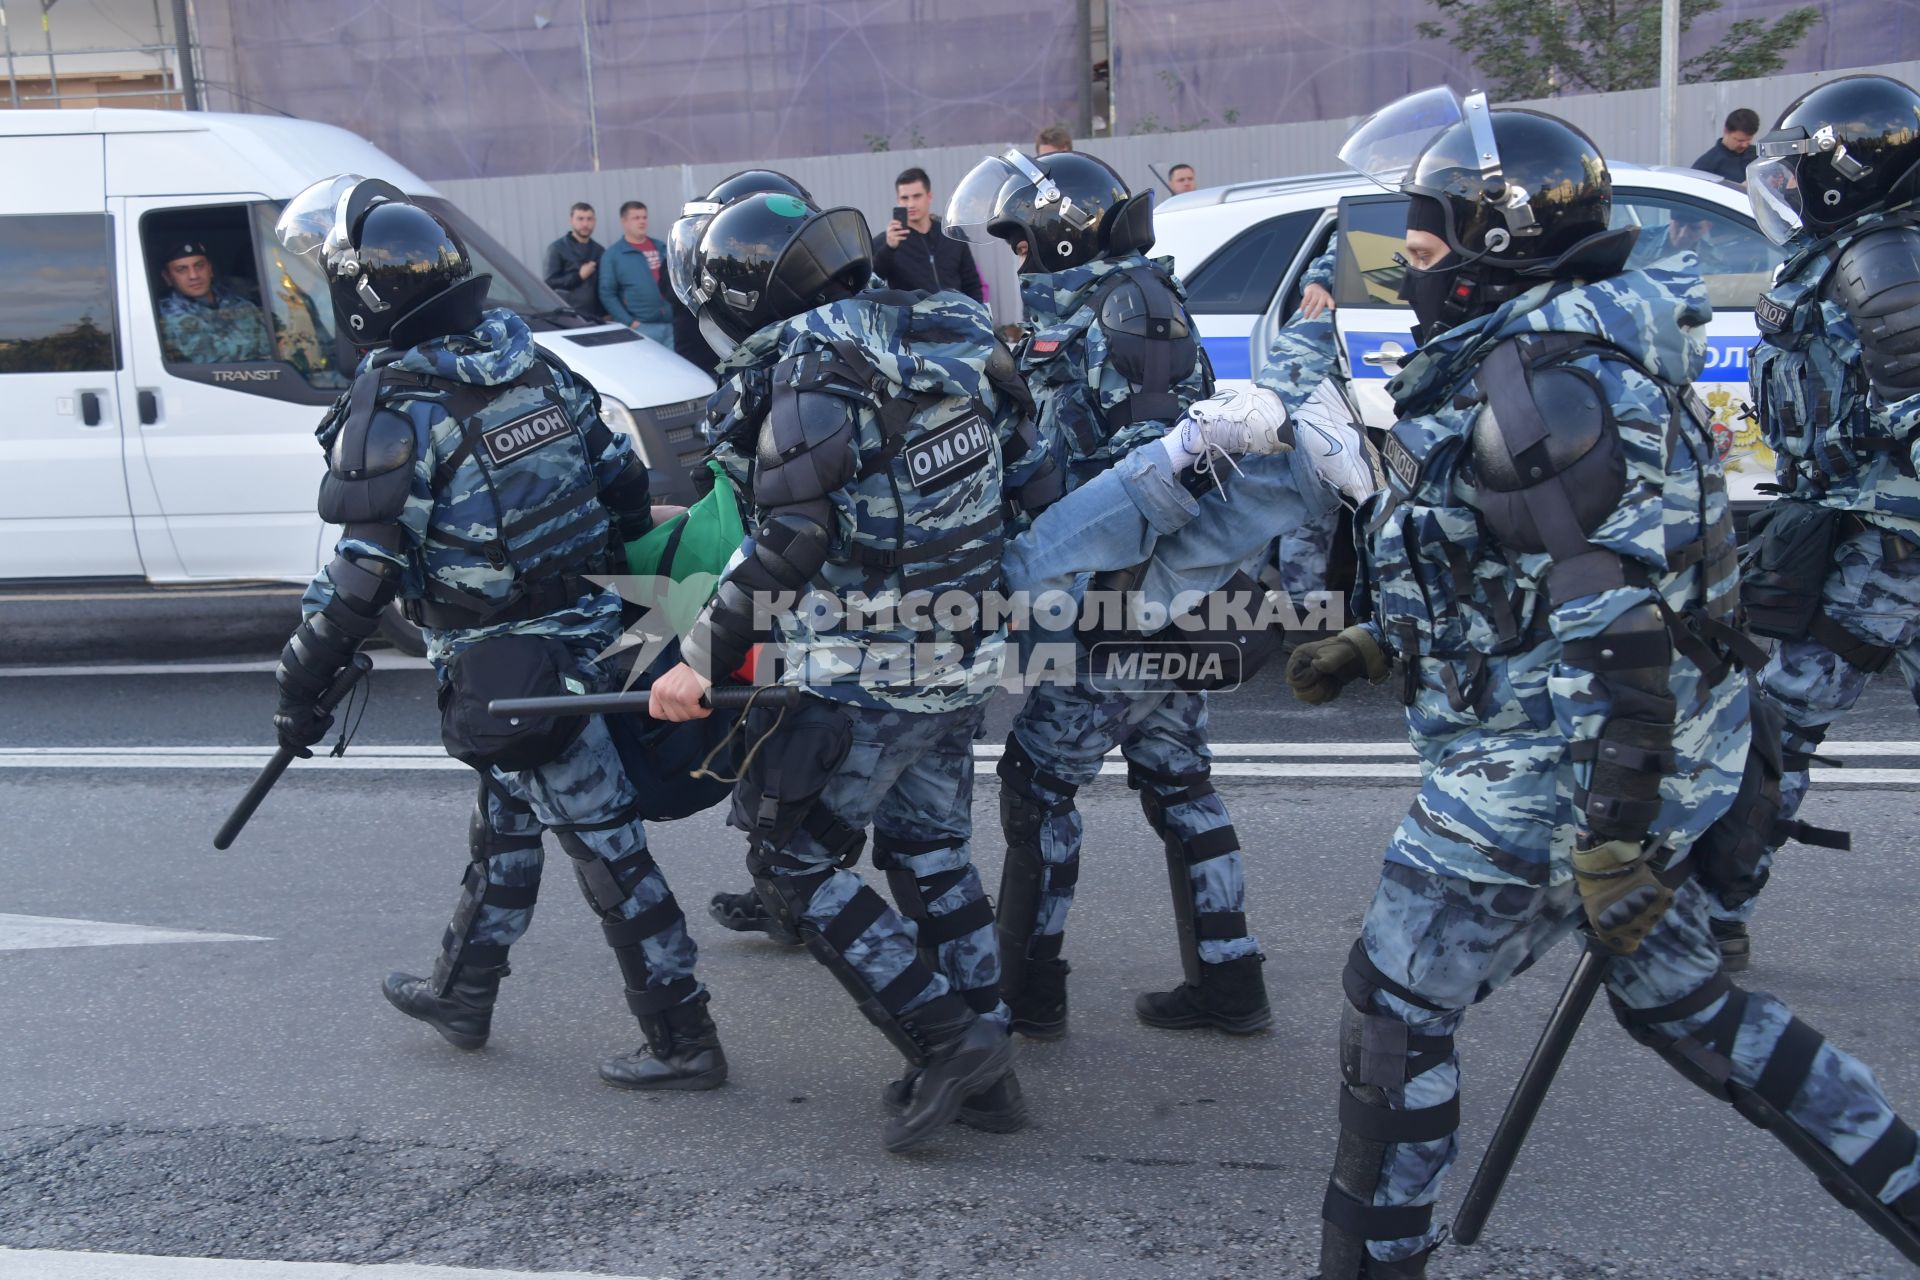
[411,197,589,330]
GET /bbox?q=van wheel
[378,603,427,657]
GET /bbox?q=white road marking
[0,587,303,603]
[0,653,430,678]
[0,1249,664,1279]
[0,914,269,952]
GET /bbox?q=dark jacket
[1690,140,1754,185]
[599,236,674,334]
[543,233,604,318]
[870,215,984,301]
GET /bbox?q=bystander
[871,167,983,301]
[1168,163,1197,193]
[1691,108,1760,184]
[598,200,676,351]
[543,202,604,319]
[1036,125,1072,155]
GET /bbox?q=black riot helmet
[686,192,872,354]
[945,148,1154,273]
[1341,87,1630,340]
[668,169,818,308]
[1749,74,1920,245]
[276,175,489,348]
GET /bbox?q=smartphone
[892,205,908,230]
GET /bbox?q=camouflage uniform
[686,289,1049,1041]
[1712,218,1920,928]
[158,285,274,364]
[303,308,705,1019]
[1321,259,1920,1271]
[1257,241,1346,601]
[997,253,1262,1014]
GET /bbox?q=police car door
[114,193,350,583]
[1609,186,1785,513]
[1184,207,1330,391]
[0,131,145,580]
[1328,194,1417,435]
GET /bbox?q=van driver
[157,240,274,364]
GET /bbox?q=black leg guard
[752,868,960,1067]
[1611,975,1920,1267]
[1132,762,1245,986]
[995,734,1080,996]
[1319,943,1458,1279]
[874,833,1000,1016]
[434,784,543,996]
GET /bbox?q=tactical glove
[1571,837,1674,954]
[1285,625,1390,705]
[273,700,335,759]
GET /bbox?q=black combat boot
[1134,953,1272,1034]
[881,1067,1028,1133]
[708,889,801,946]
[882,1006,1014,1152]
[1711,917,1751,973]
[1310,1245,1436,1279]
[1003,957,1070,1040]
[381,962,506,1051]
[598,996,729,1092]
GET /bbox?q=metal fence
[437,56,1920,326]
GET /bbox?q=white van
[1154,164,1785,511]
[0,109,715,595]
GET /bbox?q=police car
[1154,165,1783,508]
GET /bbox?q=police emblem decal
[482,405,573,465]
[904,413,993,491]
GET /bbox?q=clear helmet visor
[1338,86,1467,191]
[944,153,1027,245]
[275,174,364,261]
[1748,155,1805,246]
[668,201,718,309]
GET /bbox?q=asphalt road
[2,591,1917,1279]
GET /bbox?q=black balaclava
[1397,194,1467,347]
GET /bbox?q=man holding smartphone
[871,167,984,301]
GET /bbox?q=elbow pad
[279,546,400,703]
[680,510,830,680]
[1832,224,1920,403]
[1012,452,1064,516]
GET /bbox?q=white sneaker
[1292,380,1382,505]
[1180,385,1293,457]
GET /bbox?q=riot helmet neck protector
[945,147,1141,272]
[1747,74,1920,245]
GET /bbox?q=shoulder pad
[318,372,418,525]
[755,387,858,508]
[1831,224,1920,401]
[1096,270,1191,341]
[1469,340,1625,557]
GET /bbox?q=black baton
[1451,938,1612,1245]
[214,651,374,851]
[487,684,799,719]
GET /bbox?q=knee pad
[998,732,1079,814]
[1127,759,1215,834]
[874,834,998,1014]
[552,814,655,918]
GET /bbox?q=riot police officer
[269,176,725,1092]
[1290,90,1920,1276]
[943,147,1269,1038]
[647,189,1060,1150]
[1707,74,1920,971]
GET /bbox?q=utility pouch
[1739,500,1844,641]
[439,634,586,772]
[728,696,863,864]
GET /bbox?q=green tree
[1416,0,1823,98]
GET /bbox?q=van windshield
[412,197,590,331]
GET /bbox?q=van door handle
[80,391,103,426]
[1361,345,1407,369]
[138,390,159,424]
